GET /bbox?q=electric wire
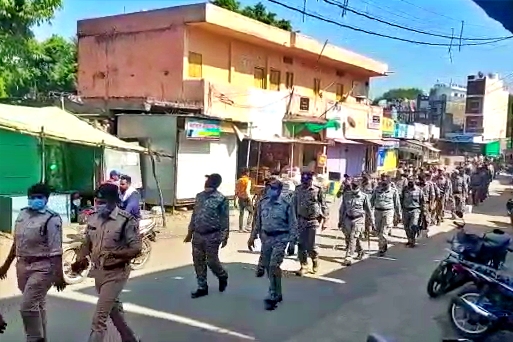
[266,0,513,47]
[322,0,513,41]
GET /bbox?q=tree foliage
[1,35,77,98]
[211,0,292,31]
[375,87,424,102]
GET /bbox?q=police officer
[371,175,401,256]
[291,171,328,275]
[339,179,374,265]
[401,176,425,247]
[184,174,229,298]
[450,169,467,218]
[361,173,376,238]
[418,173,435,238]
[0,183,66,342]
[248,179,297,311]
[252,177,275,278]
[71,183,141,342]
[434,168,450,225]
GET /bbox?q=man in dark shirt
[119,175,141,219]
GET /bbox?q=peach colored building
[77,3,391,203]
[77,2,387,123]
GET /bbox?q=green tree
[211,0,292,31]
[1,35,77,98]
[373,87,424,104]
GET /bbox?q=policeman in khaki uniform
[371,175,401,256]
[72,183,142,342]
[339,179,374,266]
[248,179,297,311]
[0,183,66,342]
[401,176,425,247]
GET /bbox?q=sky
[33,0,513,97]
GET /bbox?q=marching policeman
[184,174,229,298]
[371,175,401,256]
[0,183,66,342]
[339,179,374,265]
[72,183,141,342]
[291,171,328,275]
[248,179,297,311]
[401,176,425,247]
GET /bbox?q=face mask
[72,199,81,207]
[28,198,47,211]
[268,189,281,199]
[95,203,113,216]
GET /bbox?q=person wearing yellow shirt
[235,168,253,232]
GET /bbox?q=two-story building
[77,3,388,204]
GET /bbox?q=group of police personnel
[0,161,496,340]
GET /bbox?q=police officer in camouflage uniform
[418,173,435,238]
[434,168,451,225]
[371,175,401,256]
[361,174,376,238]
[72,183,141,342]
[253,177,275,278]
[248,179,297,311]
[291,171,328,275]
[339,179,374,265]
[0,183,66,342]
[184,174,229,298]
[401,176,425,247]
[450,169,467,219]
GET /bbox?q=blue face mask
[268,189,281,199]
[28,198,47,211]
[95,203,113,216]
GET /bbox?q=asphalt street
[1,178,513,342]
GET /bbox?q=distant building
[464,72,509,140]
[431,82,467,101]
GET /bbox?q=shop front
[398,139,440,167]
[376,117,399,174]
[176,118,238,203]
[325,103,379,178]
[338,103,384,174]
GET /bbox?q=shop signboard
[393,123,407,138]
[377,148,386,168]
[406,125,415,139]
[185,118,221,141]
[381,117,395,138]
[367,112,381,130]
[399,140,423,154]
[413,123,429,141]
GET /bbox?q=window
[313,78,321,95]
[466,98,482,113]
[283,56,293,64]
[269,69,281,91]
[299,97,310,111]
[336,83,344,102]
[285,72,294,89]
[254,67,266,89]
[188,52,202,78]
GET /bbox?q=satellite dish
[477,71,484,78]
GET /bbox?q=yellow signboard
[381,117,395,137]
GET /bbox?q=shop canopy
[399,139,440,154]
[0,104,148,154]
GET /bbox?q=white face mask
[72,199,81,207]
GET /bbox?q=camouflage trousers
[260,232,288,301]
[374,209,394,252]
[403,209,421,244]
[297,218,319,265]
[341,217,365,258]
[192,232,228,289]
[434,196,446,224]
[451,194,465,215]
[16,259,54,342]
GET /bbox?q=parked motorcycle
[62,226,91,285]
[129,211,157,271]
[426,212,511,298]
[366,334,471,342]
[448,266,513,340]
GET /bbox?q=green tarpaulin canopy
[285,119,340,134]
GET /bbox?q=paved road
[1,178,513,341]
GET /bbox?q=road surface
[1,178,513,342]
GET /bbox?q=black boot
[264,298,278,311]
[219,277,228,292]
[255,268,265,278]
[191,287,209,299]
[312,259,319,274]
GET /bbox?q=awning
[332,137,362,145]
[0,104,149,154]
[399,139,440,154]
[359,139,399,148]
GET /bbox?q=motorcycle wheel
[62,248,88,285]
[448,288,496,340]
[427,263,454,298]
[130,238,152,270]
